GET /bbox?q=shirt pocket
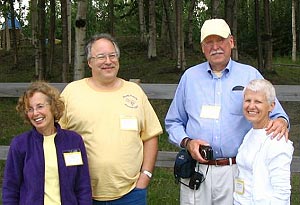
[229,90,244,115]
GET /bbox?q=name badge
[120,116,138,131]
[234,178,245,195]
[63,149,83,166]
[200,105,221,119]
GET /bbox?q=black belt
[200,157,236,166]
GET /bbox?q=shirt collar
[206,58,232,78]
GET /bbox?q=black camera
[199,145,213,160]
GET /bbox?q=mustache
[210,50,224,55]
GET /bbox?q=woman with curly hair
[2,81,92,205]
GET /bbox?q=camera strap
[177,163,209,190]
[200,163,209,182]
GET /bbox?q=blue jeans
[93,188,147,205]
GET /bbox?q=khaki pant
[180,163,238,205]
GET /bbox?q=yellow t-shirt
[59,78,163,200]
[43,133,61,205]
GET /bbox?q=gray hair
[85,33,120,61]
[244,79,276,104]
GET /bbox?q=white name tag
[63,150,83,166]
[120,117,138,131]
[200,105,221,119]
[234,178,245,195]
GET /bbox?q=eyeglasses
[90,52,119,62]
[202,37,228,48]
[25,103,49,114]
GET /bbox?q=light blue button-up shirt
[165,59,289,158]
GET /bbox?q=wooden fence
[1,82,300,172]
[2,82,300,101]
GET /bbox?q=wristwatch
[181,137,191,149]
[142,170,152,179]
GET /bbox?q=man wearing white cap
[165,18,289,204]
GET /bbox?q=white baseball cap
[201,19,231,42]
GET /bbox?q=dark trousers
[93,188,147,205]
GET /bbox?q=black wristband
[185,138,192,149]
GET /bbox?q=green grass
[148,168,180,205]
[291,173,300,204]
[0,98,31,145]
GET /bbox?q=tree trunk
[5,17,11,51]
[292,0,296,62]
[175,0,186,71]
[108,0,115,36]
[67,0,72,65]
[9,0,19,69]
[48,0,56,77]
[298,0,300,51]
[138,0,147,44]
[255,0,263,70]
[263,0,272,71]
[162,0,176,59]
[211,0,223,18]
[38,0,47,80]
[161,8,168,42]
[187,0,196,49]
[74,0,88,80]
[148,0,157,59]
[61,0,70,82]
[225,0,238,60]
[31,0,39,78]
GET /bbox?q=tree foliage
[0,0,299,81]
